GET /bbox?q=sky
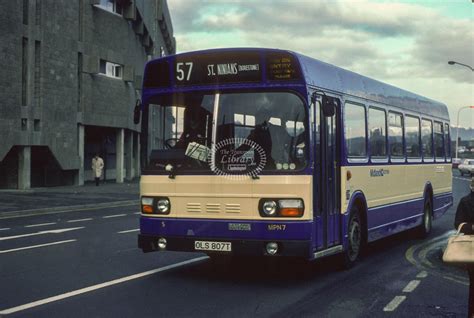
[167,0,474,128]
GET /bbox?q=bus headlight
[262,201,278,216]
[157,198,170,214]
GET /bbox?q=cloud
[167,0,474,126]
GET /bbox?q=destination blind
[143,51,303,88]
[266,52,301,81]
[174,52,262,86]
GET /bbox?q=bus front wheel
[343,207,363,268]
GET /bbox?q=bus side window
[368,107,387,159]
[421,119,433,161]
[444,123,451,160]
[388,112,404,160]
[344,102,367,159]
[406,116,421,159]
[434,121,445,161]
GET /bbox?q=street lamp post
[448,60,474,72]
[455,106,474,159]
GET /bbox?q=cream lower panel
[340,164,452,213]
[141,175,313,220]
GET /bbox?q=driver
[175,106,212,149]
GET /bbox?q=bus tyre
[417,199,432,238]
[343,207,363,269]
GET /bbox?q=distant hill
[451,127,474,141]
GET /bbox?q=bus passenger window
[405,116,421,159]
[421,119,433,160]
[368,107,387,159]
[345,103,367,158]
[434,121,445,161]
[444,123,451,160]
[389,112,404,159]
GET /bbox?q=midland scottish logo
[209,138,266,180]
[228,223,252,231]
[370,168,390,177]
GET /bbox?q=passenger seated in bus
[245,106,293,168]
[175,106,212,149]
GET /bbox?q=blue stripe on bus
[140,218,314,241]
[366,192,452,242]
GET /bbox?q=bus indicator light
[141,197,154,214]
[280,208,302,217]
[142,205,153,214]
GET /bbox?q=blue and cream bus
[137,48,452,265]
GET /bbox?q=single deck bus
[137,48,453,265]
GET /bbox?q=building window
[345,102,367,158]
[21,118,28,131]
[34,119,41,131]
[99,60,123,79]
[22,37,29,106]
[34,40,41,107]
[35,0,41,25]
[368,107,387,159]
[96,0,123,15]
[23,0,29,25]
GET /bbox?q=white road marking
[416,271,428,278]
[67,218,93,223]
[0,256,208,315]
[118,229,139,234]
[383,296,406,312]
[25,222,57,228]
[134,212,141,215]
[402,280,420,293]
[0,239,76,254]
[0,227,84,241]
[103,214,127,219]
[0,228,10,231]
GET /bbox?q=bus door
[313,94,341,250]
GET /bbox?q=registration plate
[194,241,232,252]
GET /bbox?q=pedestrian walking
[454,177,474,317]
[92,153,104,186]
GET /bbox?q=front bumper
[138,217,314,257]
[138,234,311,257]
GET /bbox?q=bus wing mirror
[133,100,141,124]
[322,96,336,117]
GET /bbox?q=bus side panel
[341,164,452,242]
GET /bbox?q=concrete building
[0,0,175,189]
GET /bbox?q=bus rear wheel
[417,199,432,238]
[343,207,363,268]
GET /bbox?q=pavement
[0,180,140,219]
